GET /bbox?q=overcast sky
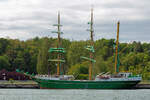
[0,0,149,42]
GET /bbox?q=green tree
[67,41,88,66]
[0,55,10,70]
[0,38,10,55]
[68,61,89,79]
[36,38,53,74]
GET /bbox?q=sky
[0,0,149,42]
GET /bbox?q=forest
[0,37,150,80]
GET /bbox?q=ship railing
[35,74,60,78]
[35,74,75,80]
[60,75,75,80]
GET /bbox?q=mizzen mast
[114,21,120,74]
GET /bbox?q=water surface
[0,89,149,100]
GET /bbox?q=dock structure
[0,81,39,88]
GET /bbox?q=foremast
[48,12,65,76]
[81,8,96,80]
[114,21,120,74]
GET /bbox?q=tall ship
[17,9,142,89]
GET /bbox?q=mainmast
[81,8,96,80]
[89,8,94,80]
[114,21,120,74]
[49,12,65,76]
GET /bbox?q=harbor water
[0,89,150,100]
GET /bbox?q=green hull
[32,78,140,89]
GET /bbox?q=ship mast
[81,8,96,80]
[89,8,94,80]
[114,21,120,74]
[57,12,61,75]
[49,12,65,76]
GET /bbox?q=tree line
[0,37,150,80]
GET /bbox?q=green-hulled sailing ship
[17,9,142,89]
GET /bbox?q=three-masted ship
[17,9,141,89]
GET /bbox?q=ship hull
[33,78,140,89]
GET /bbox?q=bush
[76,74,88,80]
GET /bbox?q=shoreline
[0,80,150,89]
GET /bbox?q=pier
[135,84,150,89]
[0,80,39,89]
